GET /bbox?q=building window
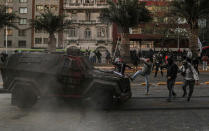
[84,0,94,4]
[68,0,82,4]
[6,7,13,13]
[97,0,106,4]
[4,40,12,47]
[35,38,42,44]
[43,38,48,44]
[19,0,27,3]
[7,0,13,3]
[97,27,106,37]
[18,41,26,48]
[19,7,27,14]
[50,5,58,11]
[19,18,27,25]
[35,29,42,33]
[68,28,76,37]
[71,13,77,21]
[85,28,91,39]
[18,30,26,36]
[44,5,49,11]
[85,11,91,21]
[36,5,44,11]
[5,29,13,36]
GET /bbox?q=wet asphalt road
[0,72,209,131]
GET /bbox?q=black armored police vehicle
[0,51,131,108]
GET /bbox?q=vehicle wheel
[90,89,113,109]
[12,87,37,108]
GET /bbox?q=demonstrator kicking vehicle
[0,50,131,108]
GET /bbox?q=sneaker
[187,97,191,102]
[173,94,177,99]
[172,92,177,97]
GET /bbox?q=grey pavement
[0,71,209,130]
[131,72,209,98]
[0,94,209,131]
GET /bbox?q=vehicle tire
[12,86,37,108]
[90,89,113,109]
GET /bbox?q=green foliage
[100,0,152,32]
[31,10,71,35]
[170,0,209,29]
[0,5,18,29]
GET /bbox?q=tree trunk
[48,33,56,53]
[189,28,199,57]
[120,33,130,63]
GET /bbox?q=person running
[161,57,179,102]
[130,58,152,95]
[180,59,199,102]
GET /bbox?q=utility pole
[177,25,180,50]
[5,0,8,54]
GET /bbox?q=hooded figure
[161,57,179,102]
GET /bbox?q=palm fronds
[31,9,71,35]
[0,5,18,29]
[100,0,152,32]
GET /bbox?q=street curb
[175,82,184,85]
[157,82,167,85]
[205,82,209,85]
[141,83,152,86]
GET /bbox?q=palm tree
[170,0,209,56]
[31,10,71,52]
[0,5,18,29]
[100,0,152,61]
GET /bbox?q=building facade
[63,0,113,53]
[113,0,189,51]
[0,0,32,49]
[32,0,62,48]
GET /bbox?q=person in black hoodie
[161,57,179,102]
[112,58,132,77]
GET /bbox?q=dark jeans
[182,80,195,100]
[167,78,176,100]
[154,63,163,77]
[194,65,199,74]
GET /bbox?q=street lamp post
[5,0,8,54]
[177,25,180,50]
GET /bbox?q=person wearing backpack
[180,59,199,102]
